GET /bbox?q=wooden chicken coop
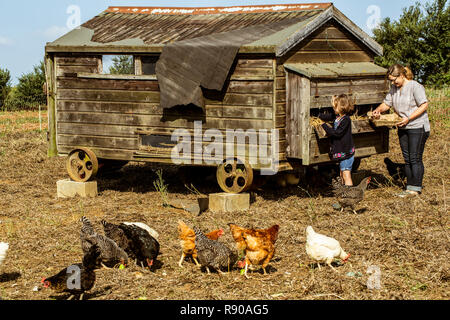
[45,3,390,193]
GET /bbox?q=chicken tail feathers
[80,216,96,236]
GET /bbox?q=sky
[0,0,419,85]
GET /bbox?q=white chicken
[123,222,159,240]
[0,242,9,267]
[305,226,350,272]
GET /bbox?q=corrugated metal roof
[284,62,388,78]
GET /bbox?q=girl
[372,64,430,197]
[319,94,356,186]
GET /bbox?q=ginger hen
[229,224,280,278]
[177,220,224,267]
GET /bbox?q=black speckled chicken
[336,177,371,214]
[80,216,128,268]
[41,244,100,300]
[101,220,131,255]
[118,223,160,270]
[194,226,237,274]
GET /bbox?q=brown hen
[41,244,100,300]
[229,224,280,278]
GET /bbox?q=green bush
[373,0,449,87]
[4,61,47,111]
[0,67,12,109]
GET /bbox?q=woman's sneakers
[396,190,419,198]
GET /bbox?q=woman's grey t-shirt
[383,80,430,132]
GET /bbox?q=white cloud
[0,36,13,46]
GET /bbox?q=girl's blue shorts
[339,155,354,171]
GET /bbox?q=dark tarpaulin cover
[155,18,305,110]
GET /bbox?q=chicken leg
[326,258,337,272]
[178,253,185,267]
[243,261,250,279]
[193,257,201,267]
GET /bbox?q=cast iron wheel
[66,148,99,182]
[216,158,253,194]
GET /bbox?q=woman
[373,64,430,197]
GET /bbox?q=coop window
[101,55,135,75]
[141,56,159,75]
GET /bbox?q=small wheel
[216,158,253,193]
[66,148,99,182]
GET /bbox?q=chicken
[384,157,406,181]
[41,244,100,300]
[193,226,237,274]
[336,177,371,214]
[80,216,128,268]
[305,226,350,272]
[227,223,248,256]
[331,176,344,195]
[101,220,131,255]
[178,220,224,267]
[123,222,159,240]
[118,223,160,270]
[0,242,8,267]
[229,224,280,278]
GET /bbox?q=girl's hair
[331,94,354,115]
[387,64,414,80]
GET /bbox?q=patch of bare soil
[0,119,448,300]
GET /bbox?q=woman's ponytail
[404,66,414,80]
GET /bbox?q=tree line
[0,0,447,111]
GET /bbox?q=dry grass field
[0,88,448,300]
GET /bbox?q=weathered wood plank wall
[282,21,375,64]
[54,54,279,168]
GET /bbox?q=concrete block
[209,193,250,213]
[57,179,98,198]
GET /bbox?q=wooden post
[45,54,57,157]
[298,76,311,165]
[38,104,42,132]
[286,71,311,163]
[134,56,142,76]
